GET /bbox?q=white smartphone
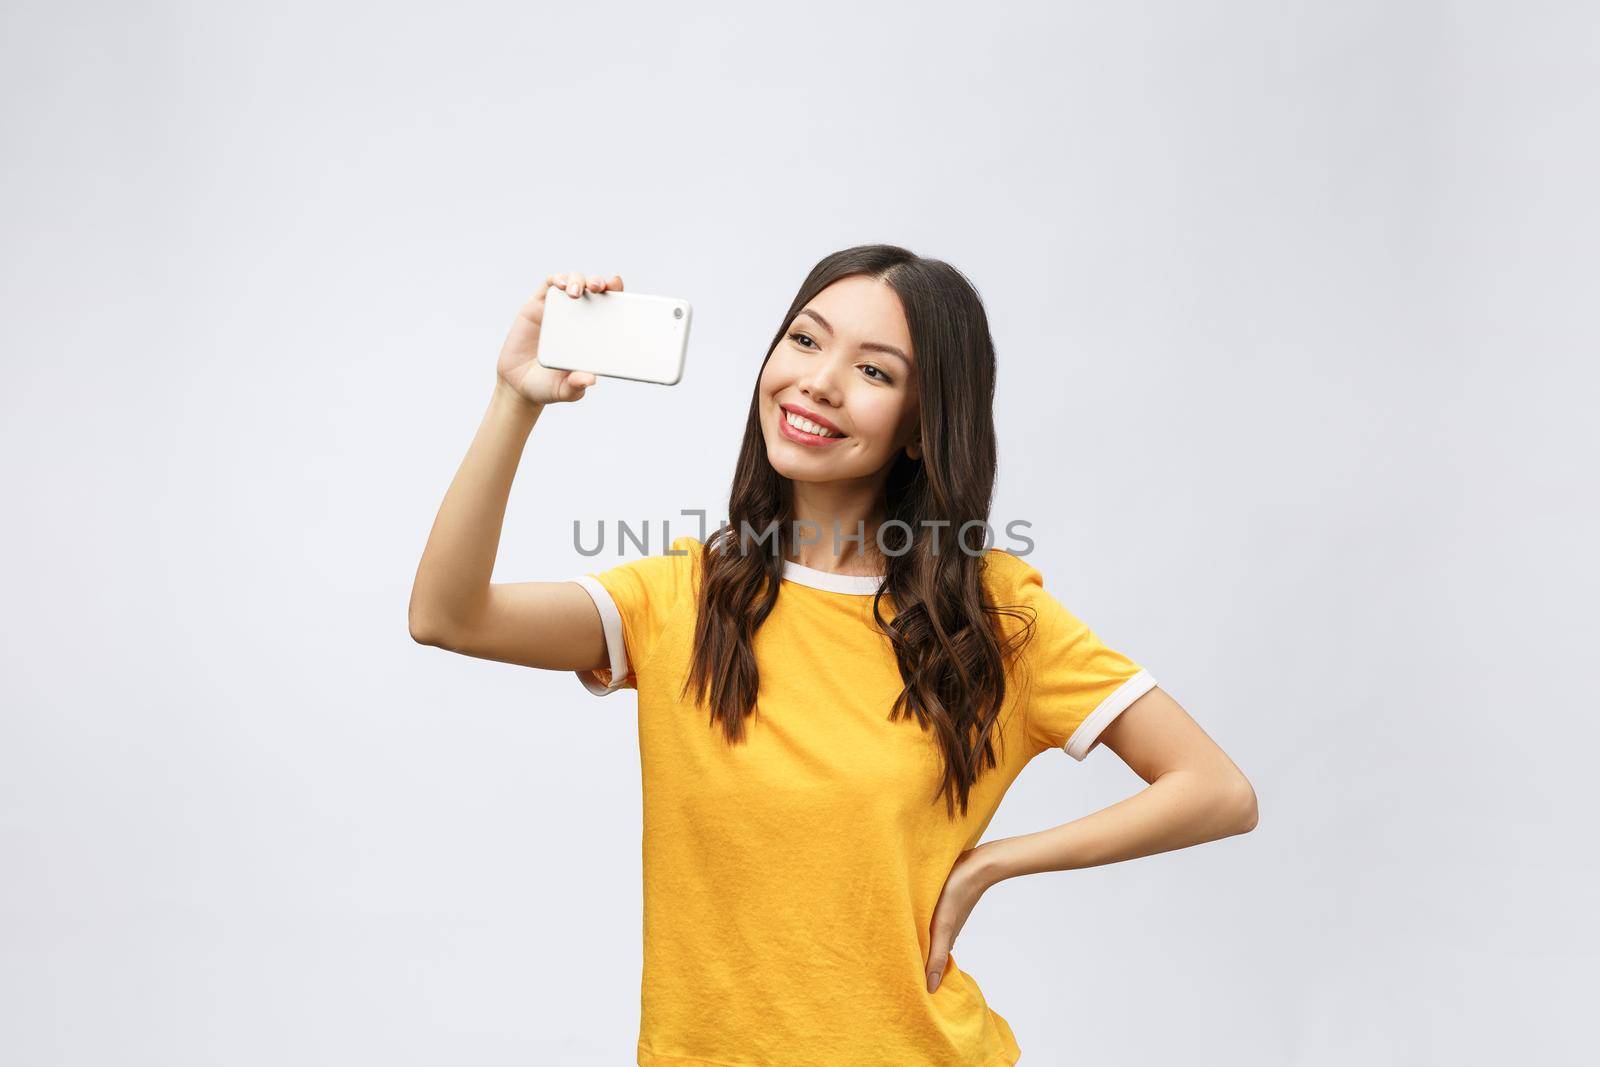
[536,285,693,386]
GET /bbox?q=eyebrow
[795,308,912,366]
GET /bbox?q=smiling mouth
[778,405,847,444]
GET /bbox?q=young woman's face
[758,275,921,485]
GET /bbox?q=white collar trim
[781,559,885,595]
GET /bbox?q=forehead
[801,275,913,358]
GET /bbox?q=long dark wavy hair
[678,243,1034,820]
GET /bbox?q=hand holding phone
[496,271,620,407]
[536,280,692,386]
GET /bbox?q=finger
[586,273,606,292]
[926,938,949,993]
[537,276,566,308]
[609,274,625,291]
[566,271,586,297]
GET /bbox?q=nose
[798,355,845,408]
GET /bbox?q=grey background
[3,1,1595,1064]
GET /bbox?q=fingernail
[927,971,940,992]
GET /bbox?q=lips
[780,403,845,437]
[777,404,847,447]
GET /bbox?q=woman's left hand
[926,843,999,993]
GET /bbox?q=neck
[782,477,892,574]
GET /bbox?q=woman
[409,244,1258,1066]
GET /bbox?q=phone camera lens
[673,308,684,319]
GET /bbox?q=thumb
[562,372,597,399]
[926,939,949,993]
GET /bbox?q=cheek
[850,393,910,444]
[758,352,789,395]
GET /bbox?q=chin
[774,452,878,487]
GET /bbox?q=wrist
[971,838,1018,890]
[491,378,542,420]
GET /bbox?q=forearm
[409,381,544,636]
[975,769,1256,888]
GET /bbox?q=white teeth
[785,410,841,438]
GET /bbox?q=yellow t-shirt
[570,534,1157,1066]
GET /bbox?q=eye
[788,331,894,384]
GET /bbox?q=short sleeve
[568,534,700,696]
[1000,554,1159,760]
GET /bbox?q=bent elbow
[409,610,452,649]
[1228,775,1259,835]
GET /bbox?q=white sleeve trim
[571,575,631,696]
[1062,669,1157,760]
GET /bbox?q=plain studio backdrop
[3,2,1595,1064]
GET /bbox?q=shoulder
[663,534,707,598]
[664,533,702,559]
[979,548,1065,647]
[667,533,704,574]
[585,533,704,605]
[979,546,1045,599]
[655,533,704,585]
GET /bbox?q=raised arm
[407,270,621,672]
